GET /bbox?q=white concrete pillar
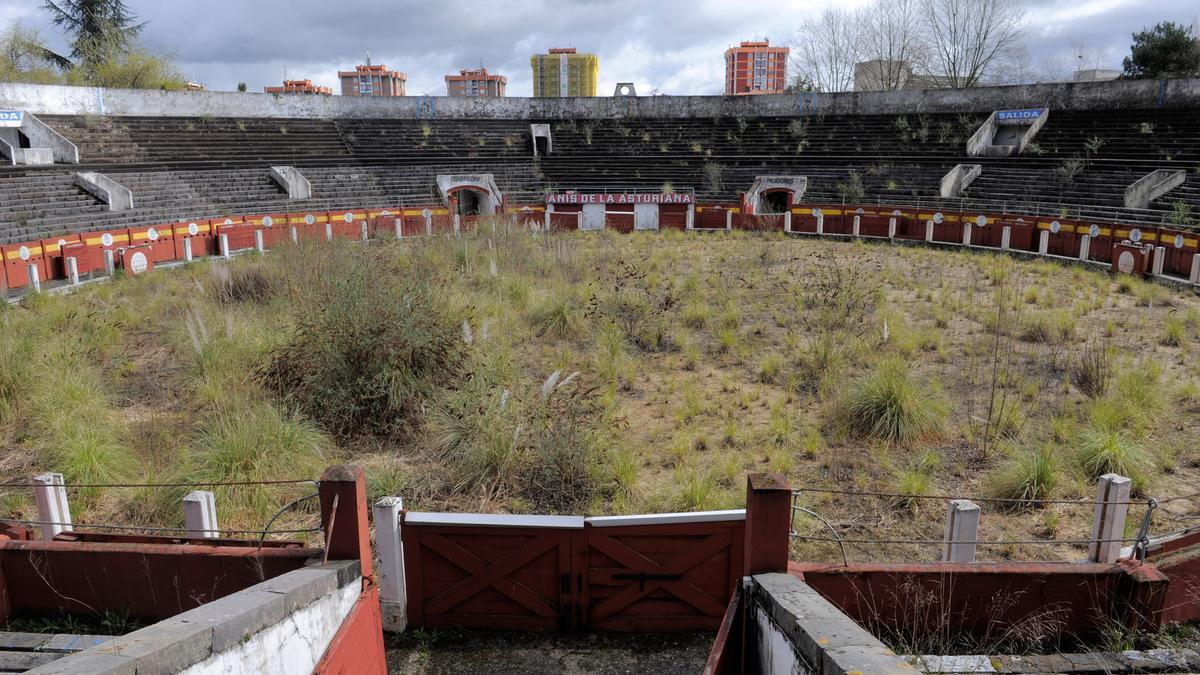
[686,204,695,231]
[219,233,231,260]
[1190,254,1200,284]
[395,217,403,239]
[814,213,823,235]
[1089,474,1131,564]
[942,499,980,563]
[290,226,298,244]
[1001,226,1012,251]
[1038,230,1050,255]
[888,217,897,239]
[103,249,115,276]
[785,212,793,234]
[325,223,333,241]
[852,215,861,237]
[254,230,264,254]
[66,256,80,286]
[544,206,553,231]
[576,211,583,231]
[373,497,407,632]
[925,220,934,243]
[962,223,973,246]
[361,221,370,242]
[1152,246,1166,276]
[453,213,461,237]
[725,210,733,231]
[1079,235,1091,261]
[183,238,194,262]
[27,264,40,292]
[183,490,219,539]
[424,211,433,236]
[33,472,71,540]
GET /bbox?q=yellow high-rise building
[530,48,599,97]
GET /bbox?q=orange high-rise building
[724,40,789,95]
[264,80,332,95]
[338,64,406,97]
[445,68,507,97]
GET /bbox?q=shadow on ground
[386,629,713,674]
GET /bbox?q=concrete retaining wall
[29,560,363,674]
[2,77,1199,120]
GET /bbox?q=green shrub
[1161,314,1187,347]
[845,359,946,443]
[989,447,1058,508]
[757,353,784,384]
[529,290,583,338]
[681,301,711,329]
[259,244,466,440]
[1077,428,1150,490]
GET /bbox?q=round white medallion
[101,232,114,247]
[976,215,987,227]
[188,222,199,236]
[344,213,354,223]
[18,245,30,261]
[1089,224,1101,238]
[933,212,944,225]
[129,251,148,275]
[1118,251,1135,274]
[1050,221,1061,234]
[1175,234,1185,249]
[1129,228,1142,243]
[147,227,159,242]
[262,216,274,228]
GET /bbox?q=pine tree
[1122,22,1200,79]
[42,0,144,70]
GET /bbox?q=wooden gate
[399,510,746,632]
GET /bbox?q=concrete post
[725,210,733,231]
[318,465,373,578]
[962,223,973,246]
[1079,235,1091,261]
[942,500,980,563]
[1089,474,1131,564]
[33,472,71,540]
[453,213,461,237]
[1191,254,1200,284]
[852,215,861,237]
[782,212,792,233]
[394,217,403,239]
[361,221,369,242]
[925,220,934,243]
[290,226,298,244]
[219,234,230,260]
[745,473,792,575]
[544,205,553,231]
[424,212,433,236]
[254,230,264,254]
[66,256,80,286]
[373,497,407,632]
[1152,246,1166,276]
[686,204,695,231]
[325,223,333,241]
[576,211,583,231]
[1001,226,1012,251]
[103,249,115,276]
[27,264,40,293]
[888,217,897,238]
[1038,230,1050,255]
[183,490,219,539]
[182,238,193,262]
[811,213,819,235]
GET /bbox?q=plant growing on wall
[1169,200,1194,228]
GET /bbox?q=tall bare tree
[921,0,1027,88]
[858,0,929,90]
[791,8,862,92]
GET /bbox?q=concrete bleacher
[1,105,1198,244]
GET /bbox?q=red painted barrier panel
[695,207,729,229]
[80,228,131,256]
[2,242,47,289]
[288,211,327,241]
[329,209,367,239]
[40,235,80,280]
[172,219,215,259]
[127,224,176,263]
[1160,229,1200,277]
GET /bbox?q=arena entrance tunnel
[437,173,504,218]
[452,186,491,216]
[744,176,808,215]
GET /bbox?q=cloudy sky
[1,0,1197,95]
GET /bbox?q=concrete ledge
[75,172,134,210]
[1124,169,1186,210]
[269,165,311,200]
[17,112,77,163]
[750,572,913,675]
[29,560,361,675]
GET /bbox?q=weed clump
[989,446,1058,508]
[844,359,945,444]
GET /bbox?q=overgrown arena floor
[0,228,1197,561]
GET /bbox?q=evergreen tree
[42,0,144,71]
[1122,21,1200,79]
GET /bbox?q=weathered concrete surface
[2,77,1199,119]
[916,648,1200,673]
[75,172,134,210]
[384,630,712,674]
[1124,169,1186,210]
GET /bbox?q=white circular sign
[100,232,114,247]
[933,212,944,225]
[57,239,67,249]
[147,227,159,242]
[811,208,822,217]
[1175,234,1185,249]
[1050,221,1061,234]
[188,222,199,236]
[129,251,148,275]
[1130,228,1142,243]
[262,216,274,228]
[224,218,234,226]
[892,210,902,216]
[1089,224,1100,238]
[422,208,432,219]
[343,213,354,223]
[856,208,865,215]
[304,214,315,226]
[1118,251,1135,274]
[382,210,392,217]
[975,215,988,227]
[17,245,30,261]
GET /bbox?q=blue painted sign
[0,110,23,127]
[996,109,1042,122]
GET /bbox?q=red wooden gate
[401,510,746,632]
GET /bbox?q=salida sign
[546,192,693,205]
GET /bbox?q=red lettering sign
[546,193,693,205]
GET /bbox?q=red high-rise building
[338,64,406,97]
[724,40,789,95]
[445,68,507,97]
[264,79,332,95]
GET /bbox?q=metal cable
[791,505,849,567]
[791,534,1140,546]
[792,487,1148,507]
[0,479,318,489]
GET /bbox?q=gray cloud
[2,0,1197,94]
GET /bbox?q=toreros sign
[547,193,693,205]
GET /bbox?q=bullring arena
[1,78,1200,673]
